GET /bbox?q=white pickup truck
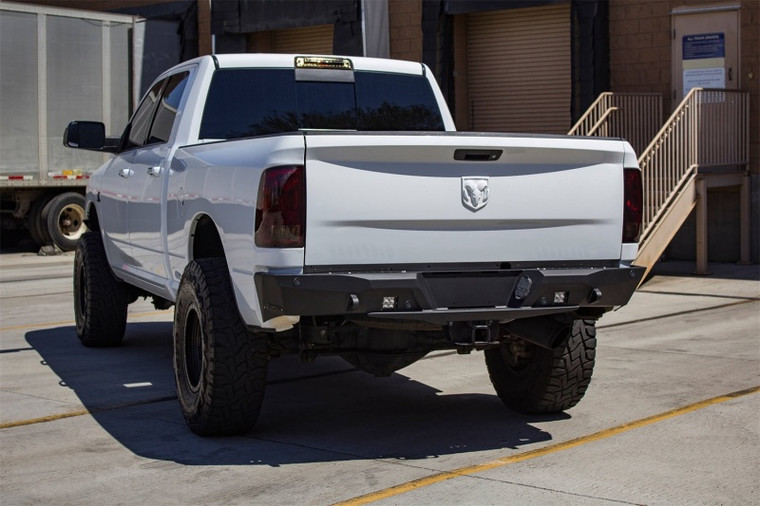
[65,54,644,436]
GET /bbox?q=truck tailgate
[303,132,626,268]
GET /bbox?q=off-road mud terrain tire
[74,231,128,346]
[174,258,269,436]
[485,319,596,413]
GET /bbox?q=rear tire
[485,319,597,413]
[174,259,269,436]
[74,231,128,346]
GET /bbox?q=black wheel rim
[184,308,203,391]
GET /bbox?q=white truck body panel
[163,135,308,324]
[303,133,628,267]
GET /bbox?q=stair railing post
[739,172,751,265]
[695,176,709,275]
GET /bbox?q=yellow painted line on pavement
[0,395,177,430]
[0,319,79,332]
[0,409,91,429]
[335,385,760,506]
[0,310,172,332]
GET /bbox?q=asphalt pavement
[0,248,758,505]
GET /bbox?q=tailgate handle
[454,149,502,161]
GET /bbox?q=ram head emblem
[461,177,490,211]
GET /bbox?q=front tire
[74,231,128,346]
[174,259,269,436]
[485,319,597,413]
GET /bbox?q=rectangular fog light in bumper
[382,296,397,310]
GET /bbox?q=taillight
[623,168,642,243]
[255,165,305,247]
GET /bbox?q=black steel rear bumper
[256,265,645,325]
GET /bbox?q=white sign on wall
[683,67,725,93]
[682,32,725,96]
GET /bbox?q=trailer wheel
[45,192,86,251]
[485,319,597,413]
[27,193,54,247]
[74,231,128,346]
[174,258,269,436]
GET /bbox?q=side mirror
[63,121,108,151]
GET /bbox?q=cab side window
[147,72,190,144]
[120,71,190,151]
[122,79,164,151]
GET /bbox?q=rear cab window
[199,67,444,140]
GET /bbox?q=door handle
[728,67,733,81]
[147,166,162,177]
[118,168,133,178]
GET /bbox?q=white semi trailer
[0,2,141,251]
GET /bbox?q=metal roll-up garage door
[466,2,571,134]
[273,24,334,54]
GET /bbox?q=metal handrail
[585,107,619,137]
[638,88,750,238]
[568,92,613,136]
[573,89,749,268]
[568,92,662,157]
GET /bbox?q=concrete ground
[0,250,758,505]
